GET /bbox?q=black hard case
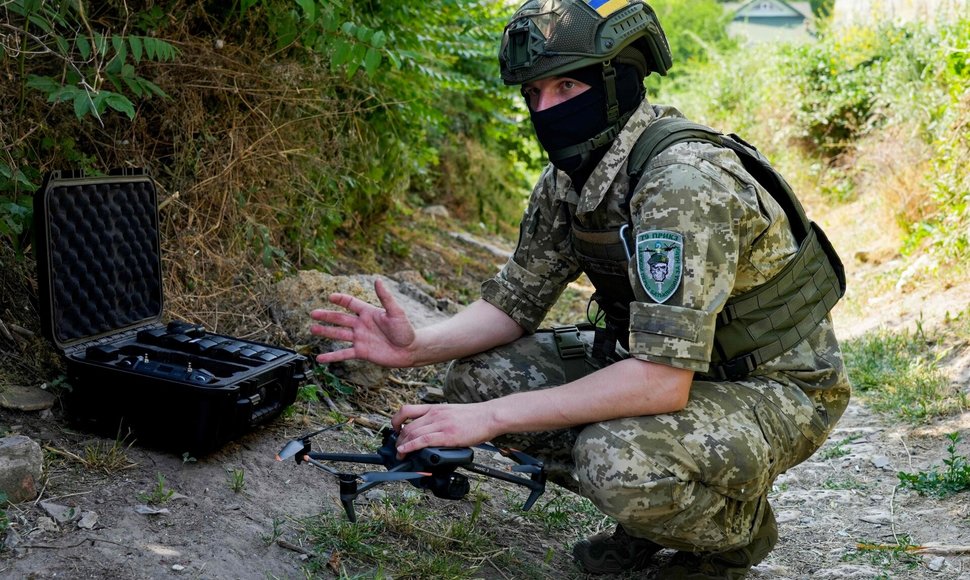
[34,169,305,454]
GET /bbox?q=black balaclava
[529,62,645,190]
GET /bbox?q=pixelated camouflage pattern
[444,327,850,551]
[473,97,851,553]
[482,98,845,383]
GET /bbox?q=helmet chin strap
[546,60,631,166]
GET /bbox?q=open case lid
[34,168,163,351]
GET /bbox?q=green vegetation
[841,315,967,423]
[845,535,922,571]
[817,435,861,460]
[227,467,246,493]
[899,432,970,497]
[822,476,866,491]
[299,495,553,579]
[138,472,175,505]
[660,14,970,262]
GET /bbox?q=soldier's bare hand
[391,403,499,458]
[310,279,417,368]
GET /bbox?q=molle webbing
[625,117,846,380]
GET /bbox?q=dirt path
[1,223,968,579]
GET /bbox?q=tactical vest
[569,118,846,381]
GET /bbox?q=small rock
[172,564,185,571]
[40,501,80,524]
[859,512,891,525]
[35,516,59,534]
[135,504,170,515]
[4,527,22,551]
[0,385,56,411]
[928,556,945,571]
[422,205,450,219]
[77,511,98,529]
[0,435,43,503]
[871,456,891,469]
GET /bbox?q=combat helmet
[500,0,672,162]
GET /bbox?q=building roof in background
[733,0,806,23]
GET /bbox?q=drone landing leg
[339,474,359,523]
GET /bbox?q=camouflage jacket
[482,99,847,391]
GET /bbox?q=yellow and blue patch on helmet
[585,0,629,17]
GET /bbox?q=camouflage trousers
[444,329,850,553]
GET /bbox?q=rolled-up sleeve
[629,302,717,371]
[626,145,752,371]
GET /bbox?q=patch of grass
[898,432,970,497]
[298,493,557,579]
[46,435,137,474]
[81,437,138,473]
[227,468,246,493]
[822,476,866,490]
[262,516,286,546]
[818,435,861,460]
[513,488,602,535]
[845,535,922,571]
[842,320,967,422]
[138,473,175,505]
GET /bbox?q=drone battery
[34,168,306,455]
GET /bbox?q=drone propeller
[359,471,431,483]
[275,439,308,462]
[476,443,543,471]
[510,463,543,474]
[275,421,351,462]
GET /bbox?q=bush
[658,14,970,264]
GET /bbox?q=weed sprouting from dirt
[898,432,970,497]
[46,433,138,475]
[227,468,246,494]
[138,473,175,505]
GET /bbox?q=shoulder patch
[635,230,683,303]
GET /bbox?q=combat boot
[661,504,779,579]
[572,524,664,574]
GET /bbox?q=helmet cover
[499,0,673,86]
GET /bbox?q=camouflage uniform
[444,99,851,553]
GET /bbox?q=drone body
[276,426,546,522]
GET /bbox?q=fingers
[327,292,371,315]
[315,347,357,364]
[309,309,357,326]
[309,323,354,343]
[374,279,404,318]
[391,404,430,431]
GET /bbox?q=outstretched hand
[310,279,417,368]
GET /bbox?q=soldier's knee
[572,424,681,512]
[443,353,510,404]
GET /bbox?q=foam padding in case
[37,173,162,347]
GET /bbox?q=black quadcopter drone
[275,424,547,522]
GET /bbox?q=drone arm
[307,451,386,465]
[463,463,546,510]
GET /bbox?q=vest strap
[553,325,587,383]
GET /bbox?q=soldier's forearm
[409,299,525,367]
[487,357,693,434]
